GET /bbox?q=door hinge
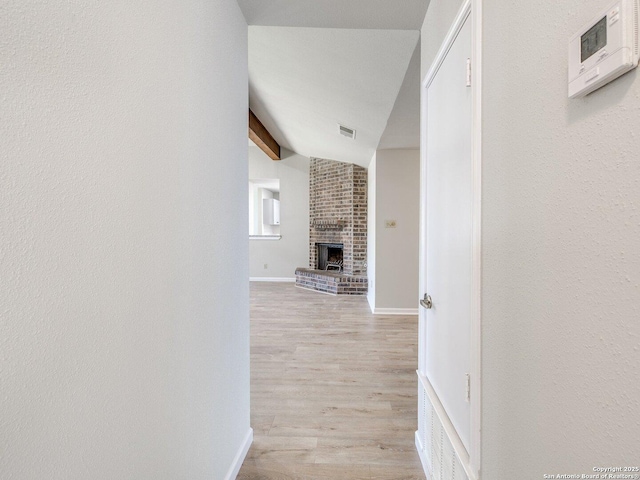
[465,373,471,402]
[466,58,472,87]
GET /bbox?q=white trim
[223,427,253,480]
[249,277,296,283]
[373,307,419,316]
[423,0,472,90]
[249,235,281,241]
[418,31,429,378]
[418,372,477,480]
[419,0,482,478]
[470,0,483,477]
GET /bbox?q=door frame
[417,0,482,477]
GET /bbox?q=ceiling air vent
[338,124,356,140]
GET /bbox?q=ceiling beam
[249,109,281,160]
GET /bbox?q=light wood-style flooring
[237,283,426,480]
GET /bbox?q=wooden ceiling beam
[248,109,281,161]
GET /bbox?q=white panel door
[422,14,472,452]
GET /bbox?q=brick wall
[308,158,367,276]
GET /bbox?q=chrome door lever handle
[420,294,433,309]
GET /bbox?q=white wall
[422,0,640,477]
[481,0,640,476]
[0,2,251,479]
[367,153,378,309]
[249,146,309,279]
[368,149,420,311]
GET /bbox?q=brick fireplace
[295,158,368,295]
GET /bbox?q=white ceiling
[237,0,429,30]
[241,1,426,167]
[250,178,280,192]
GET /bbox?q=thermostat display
[568,0,639,98]
[581,16,607,62]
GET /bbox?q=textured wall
[308,158,367,275]
[0,1,250,479]
[249,147,310,279]
[481,0,640,476]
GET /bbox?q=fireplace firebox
[316,243,344,271]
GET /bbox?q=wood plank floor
[237,283,426,480]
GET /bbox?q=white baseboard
[415,430,433,480]
[373,307,419,316]
[249,277,296,283]
[224,427,253,480]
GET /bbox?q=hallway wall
[422,0,640,477]
[0,1,250,478]
[481,0,640,476]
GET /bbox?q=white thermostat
[568,0,639,98]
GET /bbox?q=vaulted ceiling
[238,0,427,167]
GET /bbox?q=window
[249,179,281,239]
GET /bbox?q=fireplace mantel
[311,219,346,231]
